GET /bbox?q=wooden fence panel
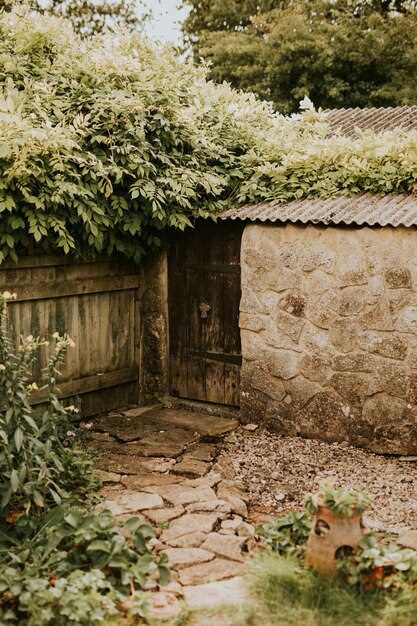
[1,257,142,416]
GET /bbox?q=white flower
[2,291,17,300]
[66,430,76,438]
[0,364,5,371]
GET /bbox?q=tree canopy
[182,0,417,112]
[0,0,149,36]
[2,9,417,264]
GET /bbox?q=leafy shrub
[0,292,96,515]
[305,483,372,518]
[340,534,417,590]
[257,511,311,557]
[0,505,169,625]
[3,9,417,264]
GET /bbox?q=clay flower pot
[305,506,364,576]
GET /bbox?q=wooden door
[169,221,243,407]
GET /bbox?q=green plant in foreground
[0,292,96,514]
[305,484,372,518]
[0,505,169,625]
[257,511,311,557]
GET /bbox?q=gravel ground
[219,427,417,532]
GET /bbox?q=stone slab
[184,444,217,462]
[121,474,184,489]
[147,484,217,506]
[166,532,208,548]
[92,407,163,442]
[95,470,121,483]
[178,558,245,586]
[201,533,245,562]
[183,577,248,609]
[172,458,210,477]
[160,514,219,543]
[162,547,215,570]
[101,491,163,515]
[96,454,175,475]
[142,408,239,437]
[126,429,199,458]
[186,500,232,514]
[143,506,185,525]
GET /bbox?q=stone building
[150,108,417,455]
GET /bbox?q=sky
[143,0,189,44]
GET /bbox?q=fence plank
[2,256,141,415]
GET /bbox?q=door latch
[199,302,211,319]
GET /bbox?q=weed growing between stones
[0,293,170,625]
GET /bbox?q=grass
[164,553,417,626]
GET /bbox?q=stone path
[87,405,255,620]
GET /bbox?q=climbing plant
[2,8,417,265]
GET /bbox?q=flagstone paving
[87,405,255,619]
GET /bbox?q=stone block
[329,318,360,353]
[294,391,350,443]
[339,270,368,287]
[276,309,305,342]
[201,533,245,562]
[172,458,210,478]
[359,299,394,331]
[270,350,302,380]
[305,292,338,330]
[300,321,330,353]
[143,506,185,525]
[338,286,367,317]
[396,306,417,334]
[101,491,163,515]
[241,330,267,362]
[239,313,266,333]
[284,376,322,406]
[147,484,217,506]
[279,291,306,317]
[361,331,408,360]
[385,267,412,289]
[330,372,372,404]
[332,352,378,373]
[178,558,245,586]
[250,366,286,401]
[160,514,219,543]
[162,547,214,570]
[183,577,248,609]
[300,351,333,384]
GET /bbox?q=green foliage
[4,9,417,264]
[0,7,270,264]
[257,511,311,557]
[305,484,372,517]
[0,0,149,37]
[0,292,171,626]
[340,533,417,589]
[0,505,168,625]
[182,0,417,113]
[0,292,96,514]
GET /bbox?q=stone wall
[239,223,417,454]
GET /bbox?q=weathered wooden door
[169,221,243,407]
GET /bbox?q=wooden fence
[1,256,142,416]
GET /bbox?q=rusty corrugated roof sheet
[325,106,417,136]
[219,194,417,227]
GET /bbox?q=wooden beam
[30,367,139,405]
[7,275,140,302]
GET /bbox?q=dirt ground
[218,427,417,531]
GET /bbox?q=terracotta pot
[305,506,364,576]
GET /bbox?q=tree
[182,0,417,112]
[0,0,151,37]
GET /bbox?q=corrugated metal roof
[325,106,417,136]
[219,194,417,227]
